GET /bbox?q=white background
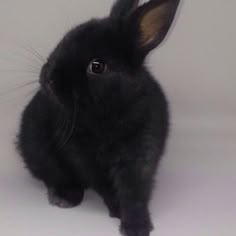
[0,0,235,235]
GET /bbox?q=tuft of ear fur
[130,0,180,55]
[110,0,140,19]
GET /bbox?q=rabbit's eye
[88,59,106,75]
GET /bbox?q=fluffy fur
[17,0,180,235]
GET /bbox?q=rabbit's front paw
[47,187,84,208]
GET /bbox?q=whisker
[28,45,47,63]
[0,81,38,97]
[0,86,38,105]
[57,3,73,32]
[57,115,69,151]
[0,69,39,74]
[14,40,46,67]
[7,47,42,67]
[0,55,41,72]
[56,99,77,152]
[55,108,67,140]
[21,45,45,64]
[53,108,69,152]
[64,14,73,32]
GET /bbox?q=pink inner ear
[140,3,169,46]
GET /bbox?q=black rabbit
[17,0,180,235]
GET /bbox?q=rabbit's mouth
[39,74,54,97]
[39,63,60,99]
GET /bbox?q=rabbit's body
[17,1,180,235]
[19,68,168,209]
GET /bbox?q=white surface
[0,0,235,236]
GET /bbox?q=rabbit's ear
[110,0,140,19]
[130,0,180,54]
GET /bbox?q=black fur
[110,0,139,18]
[17,1,180,235]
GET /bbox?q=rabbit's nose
[40,63,55,85]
